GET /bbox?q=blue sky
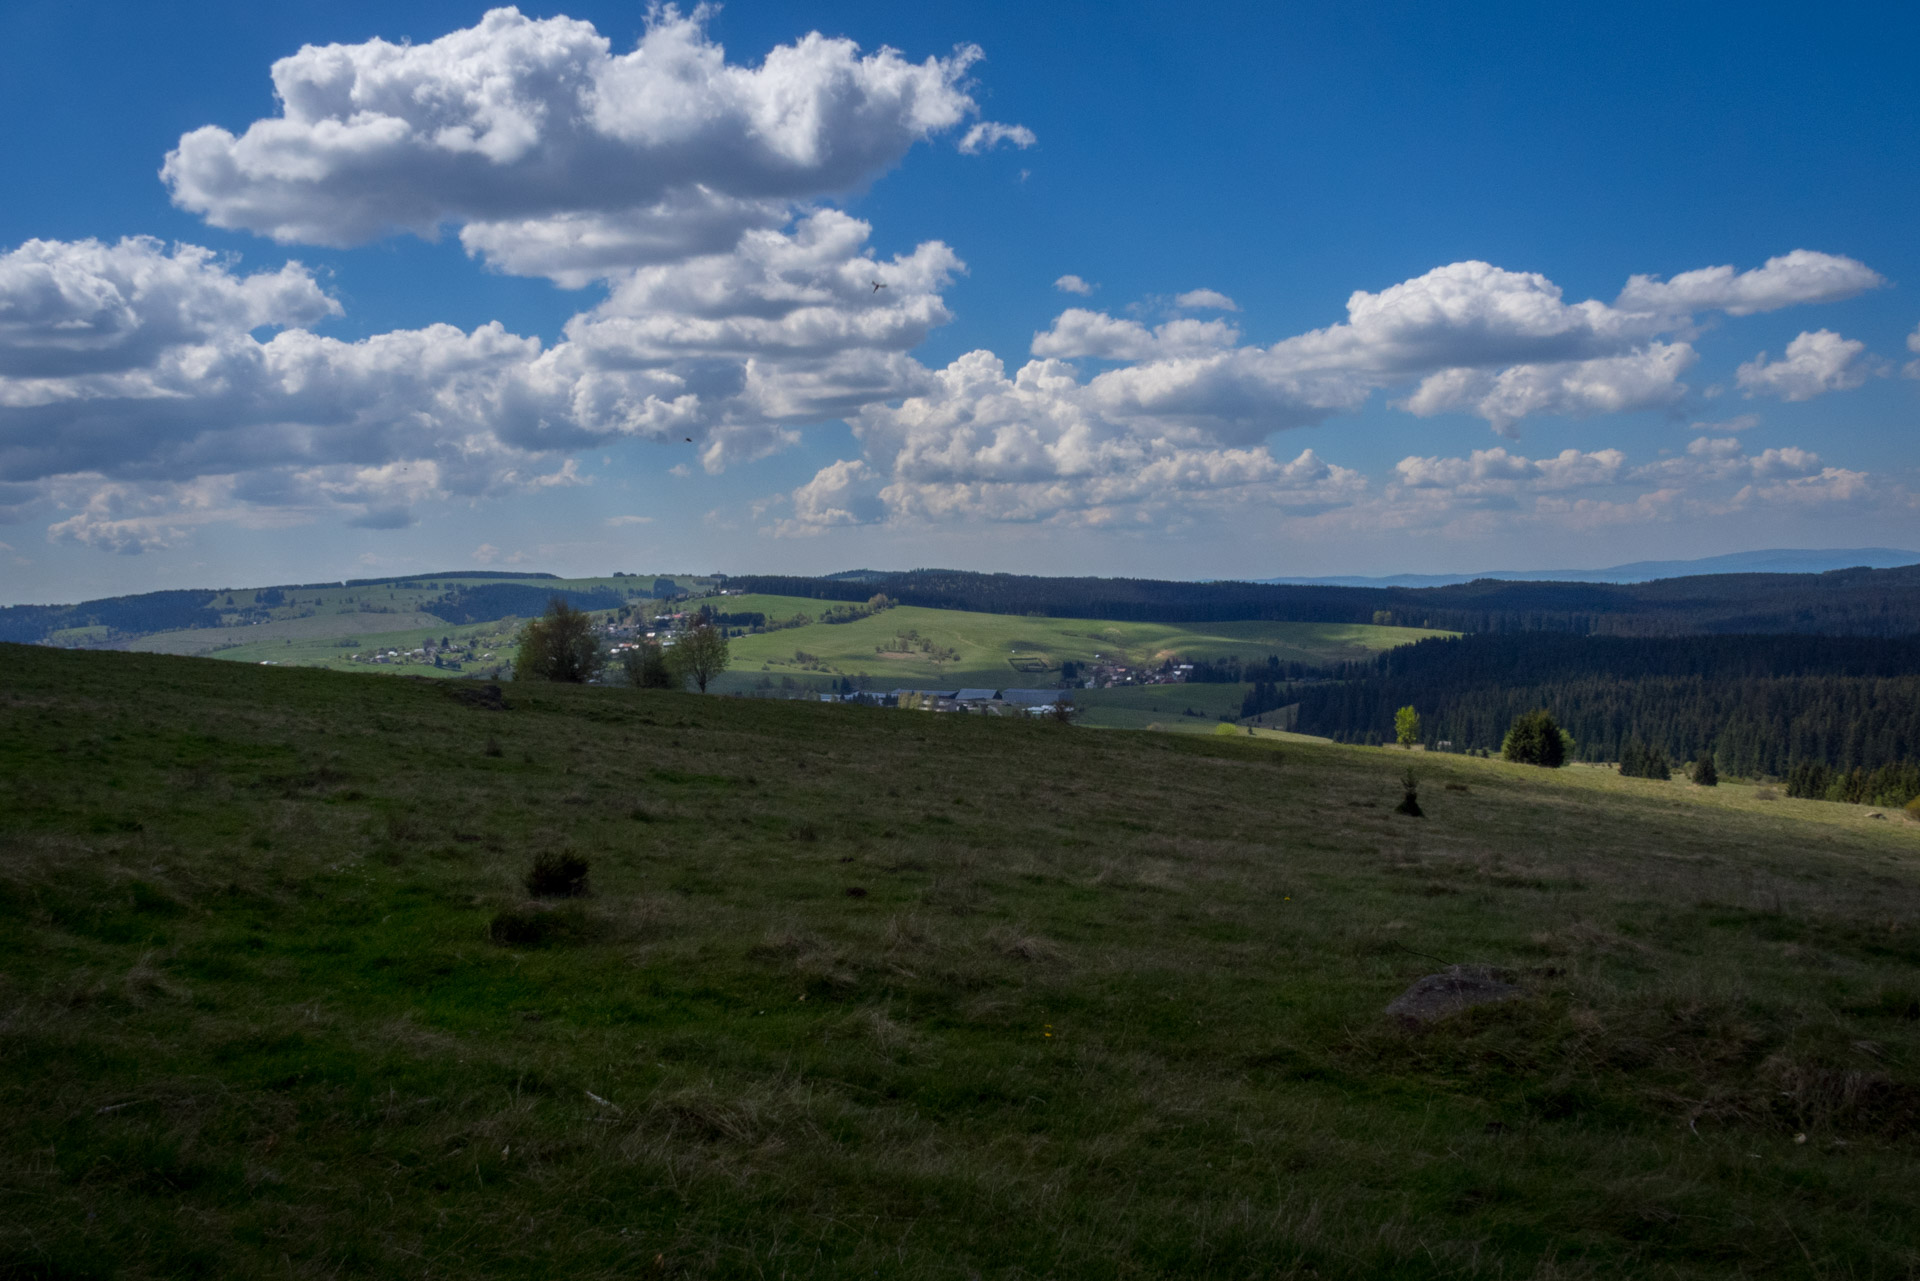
[2,0,1916,603]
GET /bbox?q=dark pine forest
[1254,633,1920,804]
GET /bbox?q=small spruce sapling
[1396,767,1423,817]
[1692,754,1718,787]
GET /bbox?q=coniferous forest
[1254,633,1920,801]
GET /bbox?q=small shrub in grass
[524,851,590,898]
[1908,795,1920,820]
[1395,767,1423,817]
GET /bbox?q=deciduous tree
[513,597,601,683]
[668,622,730,693]
[623,641,673,689]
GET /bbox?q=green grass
[99,574,713,660]
[4,643,1920,1277]
[189,620,521,675]
[716,595,1447,692]
[1071,681,1253,731]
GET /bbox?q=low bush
[523,851,590,898]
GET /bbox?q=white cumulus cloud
[1052,274,1095,296]
[1615,250,1884,317]
[163,6,1005,283]
[0,236,336,378]
[1399,344,1697,436]
[1030,309,1241,363]
[1735,329,1873,401]
[774,349,1365,533]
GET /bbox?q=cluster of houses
[835,687,1071,716]
[1080,659,1194,689]
[352,639,492,668]
[604,609,693,663]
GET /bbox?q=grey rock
[1387,966,1519,1024]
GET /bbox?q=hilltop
[3,644,1919,1277]
[1256,546,1920,587]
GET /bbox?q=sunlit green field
[1069,681,1254,731]
[715,594,1449,692]
[187,622,521,675]
[5,643,1920,1278]
[112,575,710,660]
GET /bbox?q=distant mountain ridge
[1255,548,1920,588]
[727,563,1920,637]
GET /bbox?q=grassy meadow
[716,594,1447,692]
[4,643,1920,1278]
[109,575,709,663]
[1070,681,1258,731]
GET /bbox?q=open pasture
[3,644,1919,1277]
[716,594,1448,692]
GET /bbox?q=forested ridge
[0,573,624,644]
[725,565,1920,635]
[1270,633,1920,784]
[11,563,1920,646]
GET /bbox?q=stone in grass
[1387,966,1519,1024]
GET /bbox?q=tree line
[1268,632,1920,784]
[719,565,1920,635]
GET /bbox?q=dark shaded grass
[2,644,1920,1277]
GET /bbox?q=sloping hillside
[3,645,1919,1277]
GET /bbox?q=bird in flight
[871,279,886,292]
[684,437,693,442]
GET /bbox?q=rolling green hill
[1,573,714,655]
[714,594,1448,692]
[4,644,1919,1277]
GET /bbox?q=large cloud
[1012,253,1887,442]
[775,350,1366,532]
[1365,432,1866,536]
[1026,261,1698,439]
[1397,344,1697,433]
[0,236,336,378]
[1,214,963,534]
[1615,250,1884,317]
[162,6,1018,283]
